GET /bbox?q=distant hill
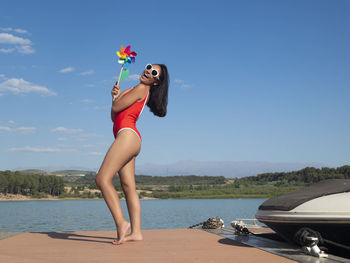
[135,160,324,178]
[14,160,325,178]
[19,169,50,175]
[51,170,93,176]
[17,169,94,177]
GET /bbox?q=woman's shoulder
[133,84,149,98]
[135,84,150,101]
[134,83,148,91]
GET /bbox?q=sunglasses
[145,64,160,79]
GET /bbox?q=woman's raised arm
[111,84,148,114]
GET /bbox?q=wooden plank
[0,229,296,263]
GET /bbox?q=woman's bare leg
[118,157,143,242]
[95,130,141,245]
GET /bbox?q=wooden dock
[0,228,296,263]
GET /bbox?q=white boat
[256,179,350,256]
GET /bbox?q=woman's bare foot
[112,221,131,245]
[124,232,143,242]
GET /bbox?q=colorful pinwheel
[113,45,137,101]
[117,45,137,68]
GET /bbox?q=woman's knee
[121,181,136,194]
[95,174,110,189]
[95,176,102,188]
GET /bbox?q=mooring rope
[294,227,350,251]
[188,217,224,229]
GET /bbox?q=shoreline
[0,193,268,201]
[0,193,158,201]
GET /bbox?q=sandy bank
[0,193,157,201]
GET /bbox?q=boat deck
[1,227,349,263]
[0,228,296,263]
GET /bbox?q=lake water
[0,198,266,232]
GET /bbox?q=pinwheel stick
[117,64,124,84]
[113,64,125,101]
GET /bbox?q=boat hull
[257,217,350,247]
[256,189,350,257]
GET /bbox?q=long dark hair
[147,64,169,117]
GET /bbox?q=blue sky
[0,0,349,171]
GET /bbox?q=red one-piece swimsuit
[113,88,149,141]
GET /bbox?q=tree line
[238,166,350,184]
[1,165,350,199]
[76,173,226,186]
[0,170,65,196]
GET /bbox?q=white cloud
[16,127,36,134]
[51,126,83,134]
[74,137,88,142]
[0,125,36,134]
[89,151,104,156]
[180,84,192,89]
[93,105,108,110]
[80,69,94,76]
[8,146,62,153]
[174,79,184,84]
[59,67,75,73]
[81,143,108,148]
[0,126,12,132]
[0,31,34,55]
[0,27,28,34]
[0,74,7,80]
[16,45,34,54]
[8,120,15,125]
[81,99,94,103]
[0,33,31,45]
[127,74,140,81]
[0,78,56,96]
[174,79,192,89]
[0,48,15,53]
[82,144,96,148]
[14,29,28,34]
[73,133,99,141]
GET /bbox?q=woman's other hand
[111,81,120,99]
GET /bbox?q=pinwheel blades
[116,44,137,82]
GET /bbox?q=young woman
[95,64,169,245]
